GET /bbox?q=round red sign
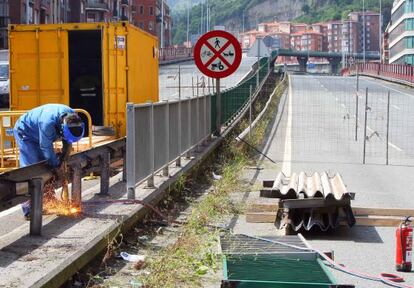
[194,30,242,79]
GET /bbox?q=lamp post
[186,0,190,44]
[363,0,366,63]
[379,0,382,63]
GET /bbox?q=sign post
[194,30,242,136]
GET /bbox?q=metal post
[204,92,208,144]
[249,85,253,140]
[357,63,360,92]
[363,88,368,164]
[163,100,170,177]
[186,97,192,159]
[99,151,110,195]
[386,90,390,165]
[122,148,127,182]
[196,77,200,152]
[176,67,182,167]
[71,163,82,207]
[192,76,195,97]
[148,102,155,188]
[215,78,221,136]
[257,40,260,88]
[355,92,359,141]
[126,103,136,199]
[29,178,43,236]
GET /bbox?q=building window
[140,5,144,14]
[149,21,154,30]
[150,7,154,16]
[139,22,144,29]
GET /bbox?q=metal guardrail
[126,95,211,198]
[0,109,93,172]
[349,63,414,84]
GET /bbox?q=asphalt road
[159,55,257,100]
[242,74,414,287]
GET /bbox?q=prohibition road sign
[194,30,242,79]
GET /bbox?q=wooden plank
[353,207,414,217]
[249,202,279,212]
[246,212,276,223]
[353,216,404,227]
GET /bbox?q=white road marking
[379,98,386,103]
[392,105,401,110]
[341,104,346,109]
[365,125,403,152]
[282,76,293,176]
[362,78,414,99]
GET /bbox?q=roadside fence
[350,62,414,85]
[126,95,211,198]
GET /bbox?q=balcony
[85,0,109,11]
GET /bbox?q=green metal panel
[210,57,271,133]
[224,254,334,285]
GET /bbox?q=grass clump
[141,142,246,288]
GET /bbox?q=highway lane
[255,74,414,287]
[159,55,257,101]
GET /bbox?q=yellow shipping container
[8,22,159,136]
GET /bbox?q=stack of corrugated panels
[260,172,356,232]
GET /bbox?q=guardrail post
[147,102,155,188]
[122,147,126,182]
[355,92,359,142]
[99,151,110,195]
[176,67,182,167]
[203,94,208,145]
[126,103,136,199]
[163,100,170,177]
[196,90,200,153]
[72,163,82,207]
[186,97,192,159]
[29,178,43,236]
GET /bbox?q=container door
[9,29,69,110]
[68,30,103,126]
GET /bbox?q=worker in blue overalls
[13,104,85,219]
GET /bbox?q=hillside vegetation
[171,0,394,45]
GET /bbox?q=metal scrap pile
[261,172,356,231]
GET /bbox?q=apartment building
[349,11,380,55]
[388,0,414,65]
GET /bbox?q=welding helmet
[61,114,85,144]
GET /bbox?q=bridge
[270,48,381,73]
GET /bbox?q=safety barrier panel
[350,63,414,84]
[0,109,93,171]
[126,95,211,198]
[211,56,271,131]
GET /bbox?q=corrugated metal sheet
[261,172,356,232]
[276,206,356,232]
[261,172,352,200]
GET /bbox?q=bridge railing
[159,46,194,62]
[351,63,414,84]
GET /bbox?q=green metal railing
[210,57,272,133]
